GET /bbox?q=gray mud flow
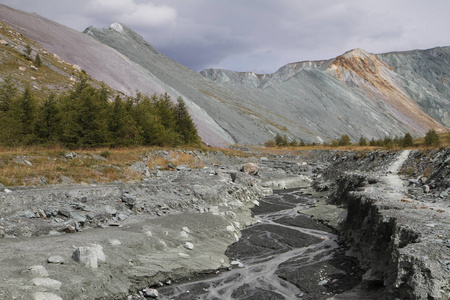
[158,189,363,299]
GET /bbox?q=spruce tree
[338,134,351,146]
[274,133,283,146]
[401,133,414,147]
[15,86,38,143]
[35,93,61,143]
[0,77,17,112]
[175,97,200,145]
[424,129,439,147]
[35,54,42,67]
[108,96,141,146]
[359,136,367,146]
[0,77,18,144]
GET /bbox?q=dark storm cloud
[2,0,450,73]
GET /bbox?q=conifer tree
[0,77,18,144]
[401,132,414,147]
[274,133,283,146]
[359,136,367,146]
[175,97,200,145]
[108,96,141,146]
[34,53,42,67]
[0,77,17,112]
[15,86,38,143]
[338,134,351,146]
[424,129,439,147]
[35,93,61,143]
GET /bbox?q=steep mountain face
[201,48,449,139]
[0,4,448,146]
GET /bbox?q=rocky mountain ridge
[0,4,448,146]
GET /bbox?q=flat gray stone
[47,255,65,264]
[33,292,63,300]
[29,265,49,277]
[32,277,62,291]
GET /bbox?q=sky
[2,0,450,73]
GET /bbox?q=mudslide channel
[158,189,363,299]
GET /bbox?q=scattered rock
[230,260,244,268]
[32,277,62,291]
[20,211,36,219]
[65,152,77,159]
[118,213,128,221]
[58,209,71,218]
[179,231,189,239]
[33,292,63,300]
[72,244,105,268]
[58,224,76,233]
[184,242,194,250]
[143,288,159,298]
[241,163,259,175]
[47,255,65,264]
[108,239,122,246]
[105,206,117,216]
[28,265,49,277]
[37,209,47,219]
[130,162,151,177]
[121,192,136,209]
[70,212,87,224]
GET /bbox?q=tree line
[0,77,201,148]
[266,130,445,148]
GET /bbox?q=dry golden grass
[0,146,212,187]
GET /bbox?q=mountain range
[0,4,448,146]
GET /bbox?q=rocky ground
[0,148,449,300]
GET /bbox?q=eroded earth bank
[0,149,449,300]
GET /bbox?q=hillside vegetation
[0,77,200,148]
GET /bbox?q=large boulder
[72,244,105,268]
[241,163,259,175]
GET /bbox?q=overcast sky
[2,0,450,73]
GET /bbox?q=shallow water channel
[158,189,362,299]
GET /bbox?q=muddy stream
[158,189,363,299]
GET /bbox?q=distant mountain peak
[342,48,372,59]
[109,22,124,33]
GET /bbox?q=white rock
[47,255,65,264]
[32,278,62,291]
[179,231,189,239]
[33,292,63,300]
[226,225,235,232]
[143,287,159,298]
[184,242,194,250]
[72,244,105,268]
[29,265,49,277]
[108,239,122,246]
[230,260,244,268]
[178,252,190,258]
[72,64,82,72]
[318,279,328,286]
[182,226,191,233]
